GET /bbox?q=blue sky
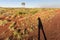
[0,0,60,8]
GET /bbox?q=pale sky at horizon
[0,0,60,8]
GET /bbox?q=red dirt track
[39,10,60,40]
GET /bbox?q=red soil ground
[39,10,60,40]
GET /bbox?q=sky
[0,0,60,8]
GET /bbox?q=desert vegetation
[0,8,39,40]
[0,8,60,40]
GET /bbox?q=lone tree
[21,2,25,8]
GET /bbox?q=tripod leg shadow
[38,17,47,40]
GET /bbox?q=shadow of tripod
[38,17,47,40]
